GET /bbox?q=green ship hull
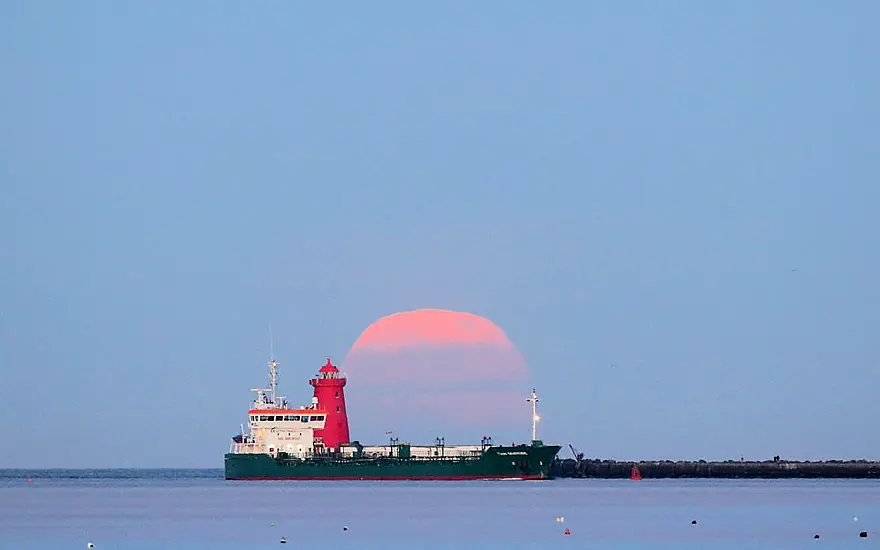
[225,442,561,480]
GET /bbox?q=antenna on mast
[526,388,540,442]
[269,323,275,361]
[268,324,278,403]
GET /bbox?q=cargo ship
[224,355,560,480]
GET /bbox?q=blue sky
[1,1,878,467]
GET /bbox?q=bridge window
[301,416,309,423]
[259,415,268,421]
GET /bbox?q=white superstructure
[229,358,328,458]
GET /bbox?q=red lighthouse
[309,358,350,451]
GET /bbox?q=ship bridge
[234,407,328,458]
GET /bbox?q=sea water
[1,469,877,549]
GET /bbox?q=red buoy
[631,466,642,480]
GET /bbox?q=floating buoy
[555,516,564,523]
[564,528,571,536]
[860,531,868,538]
[854,516,858,522]
[271,522,276,527]
[87,544,95,548]
[279,537,287,544]
[691,520,697,525]
[814,534,820,539]
[343,526,349,531]
[27,478,33,483]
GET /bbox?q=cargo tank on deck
[224,356,560,480]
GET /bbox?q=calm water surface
[1,469,877,549]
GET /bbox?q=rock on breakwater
[551,458,880,478]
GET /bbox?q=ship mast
[526,388,540,441]
[268,325,277,403]
[269,358,278,403]
[251,326,286,409]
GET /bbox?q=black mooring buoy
[814,534,820,539]
[691,520,697,525]
[859,531,867,538]
[280,536,287,544]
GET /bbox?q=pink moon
[341,309,531,444]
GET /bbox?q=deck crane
[569,444,584,465]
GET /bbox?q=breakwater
[551,458,880,479]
